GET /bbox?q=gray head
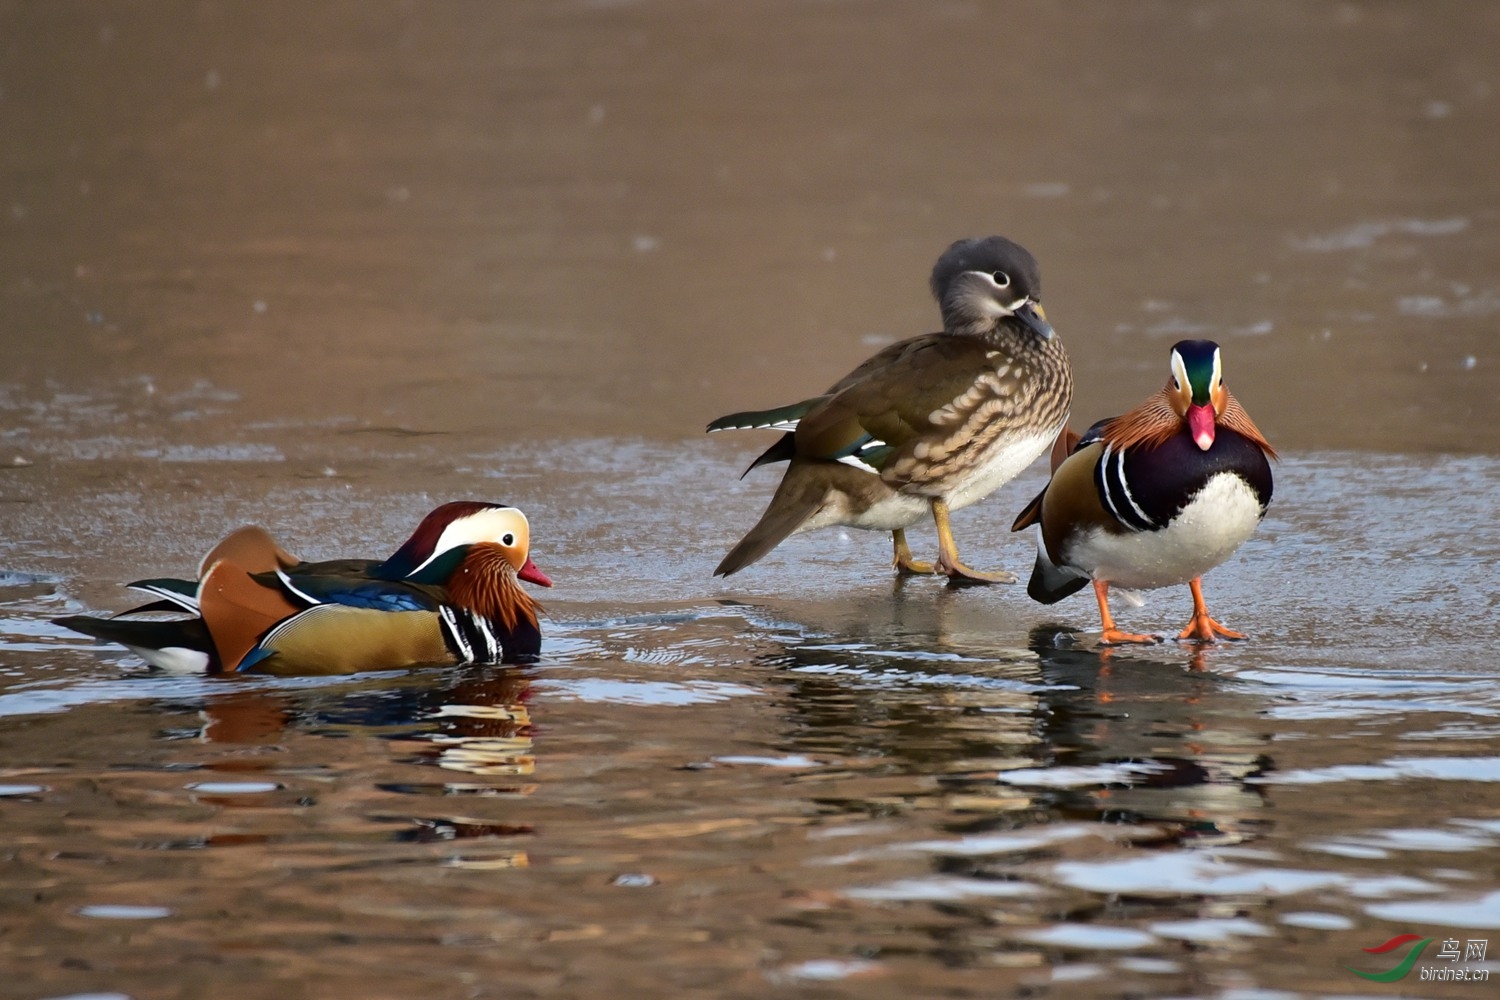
[929,236,1053,339]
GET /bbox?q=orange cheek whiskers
[446,545,543,633]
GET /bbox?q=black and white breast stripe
[438,607,503,664]
[1094,443,1159,532]
[1089,430,1274,534]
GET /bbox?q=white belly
[126,643,212,674]
[1066,473,1264,590]
[798,490,930,533]
[935,426,1059,511]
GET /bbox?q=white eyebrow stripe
[407,508,528,577]
[1171,351,1190,392]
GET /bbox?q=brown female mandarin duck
[708,236,1073,583]
[1012,340,1276,644]
[53,501,552,675]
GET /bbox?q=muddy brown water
[2,3,1499,998]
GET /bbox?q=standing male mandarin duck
[1012,340,1275,643]
[707,236,1073,583]
[53,501,553,675]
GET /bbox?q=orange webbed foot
[937,556,1018,585]
[1177,579,1246,642]
[929,500,1017,585]
[1099,628,1163,646]
[894,558,936,577]
[1177,614,1246,642]
[1092,580,1158,645]
[891,529,936,576]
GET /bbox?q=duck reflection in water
[1019,626,1272,845]
[186,667,537,856]
[761,610,1272,847]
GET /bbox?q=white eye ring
[990,271,1011,288]
[1172,378,1181,391]
[501,533,515,546]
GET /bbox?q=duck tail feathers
[51,614,217,673]
[740,434,796,478]
[1011,487,1046,532]
[706,398,822,435]
[1025,541,1090,605]
[124,577,200,614]
[714,491,822,577]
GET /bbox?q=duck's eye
[1172,377,1182,391]
[991,271,1011,288]
[501,533,516,546]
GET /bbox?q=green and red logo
[1345,934,1434,982]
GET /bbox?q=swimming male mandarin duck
[1012,340,1275,644]
[708,236,1072,584]
[53,501,552,675]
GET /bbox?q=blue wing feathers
[310,581,433,612]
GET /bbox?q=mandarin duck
[707,236,1072,583]
[1012,340,1275,643]
[53,501,552,675]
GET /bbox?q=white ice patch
[996,760,1175,788]
[537,677,761,706]
[1366,889,1500,929]
[1249,756,1500,785]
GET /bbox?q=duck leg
[1095,580,1161,645]
[891,529,935,576]
[1177,578,1246,641]
[930,499,1017,584]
